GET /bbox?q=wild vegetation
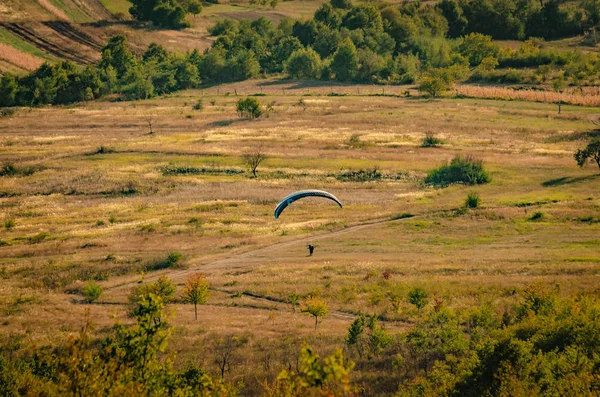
[3,0,600,107]
[1,0,600,395]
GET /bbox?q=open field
[1,79,599,394]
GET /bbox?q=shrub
[465,191,481,208]
[421,134,443,148]
[4,218,15,230]
[529,211,545,221]
[408,287,428,312]
[336,167,382,182]
[193,100,203,111]
[418,68,455,97]
[425,155,490,187]
[236,97,262,119]
[82,281,103,303]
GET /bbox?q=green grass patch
[98,0,131,18]
[48,0,92,22]
[161,165,244,176]
[0,28,55,61]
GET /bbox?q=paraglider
[274,190,343,219]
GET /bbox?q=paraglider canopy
[274,190,342,219]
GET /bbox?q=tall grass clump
[425,156,490,187]
[465,191,481,208]
[421,134,443,148]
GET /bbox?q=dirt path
[107,215,410,293]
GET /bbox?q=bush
[236,97,262,119]
[421,134,443,148]
[82,281,103,303]
[193,100,203,111]
[529,211,545,221]
[4,218,15,230]
[418,68,455,97]
[465,191,480,208]
[336,168,382,182]
[425,155,490,187]
[408,287,428,312]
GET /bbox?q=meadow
[1,79,599,394]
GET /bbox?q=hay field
[0,80,599,394]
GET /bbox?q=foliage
[131,276,177,305]
[574,139,600,169]
[408,287,428,312]
[465,191,480,208]
[263,344,355,397]
[345,315,393,359]
[236,97,262,119]
[425,155,490,187]
[183,273,210,320]
[418,68,456,97]
[286,48,322,79]
[82,281,103,303]
[301,296,329,330]
[421,134,443,148]
[129,0,199,29]
[4,0,600,109]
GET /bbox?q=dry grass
[457,85,600,107]
[1,83,599,395]
[0,42,44,71]
[38,0,70,21]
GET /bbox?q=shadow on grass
[542,174,600,187]
[545,129,600,143]
[205,118,246,128]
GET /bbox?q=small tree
[242,146,267,177]
[408,287,428,313]
[552,75,566,114]
[418,69,454,97]
[82,281,103,303]
[301,296,328,330]
[183,273,210,320]
[236,97,262,119]
[288,293,300,312]
[574,139,600,169]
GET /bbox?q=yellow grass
[457,85,600,106]
[0,42,44,71]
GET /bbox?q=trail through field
[105,216,403,322]
[108,215,402,292]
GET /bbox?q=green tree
[408,287,428,312]
[458,33,499,67]
[574,139,600,169]
[314,3,342,29]
[99,35,136,79]
[301,296,329,330]
[183,273,210,320]
[0,74,19,107]
[331,38,358,81]
[286,47,322,79]
[236,97,262,119]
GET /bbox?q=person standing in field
[308,244,315,256]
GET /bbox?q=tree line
[2,0,600,107]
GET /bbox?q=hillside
[0,0,323,74]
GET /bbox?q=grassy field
[1,80,599,394]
